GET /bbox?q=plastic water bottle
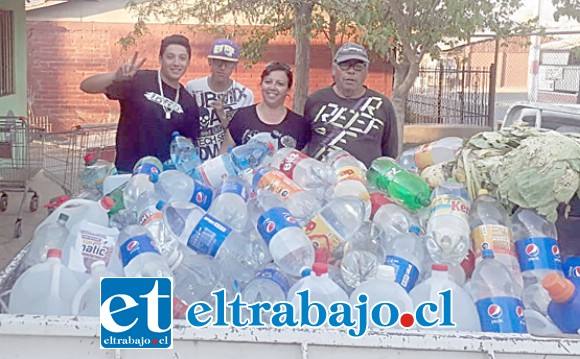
[257,207,315,277]
[398,137,463,172]
[288,263,349,324]
[123,156,163,210]
[372,201,420,245]
[22,213,70,271]
[543,272,580,334]
[117,225,173,277]
[384,226,427,292]
[71,260,118,317]
[366,157,431,211]
[161,203,266,284]
[340,222,386,288]
[208,176,250,232]
[325,150,372,219]
[80,153,115,192]
[242,264,292,322]
[303,196,366,263]
[167,244,222,311]
[512,208,563,314]
[195,141,272,188]
[314,248,352,295]
[170,131,202,176]
[425,180,471,265]
[350,265,415,330]
[135,191,164,244]
[9,249,81,316]
[270,148,336,196]
[469,189,522,287]
[410,263,481,332]
[153,170,213,211]
[470,249,527,333]
[253,167,322,225]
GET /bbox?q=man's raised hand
[115,52,146,81]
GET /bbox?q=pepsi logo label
[284,214,296,224]
[525,244,540,257]
[127,240,140,251]
[515,305,524,318]
[573,266,580,278]
[265,220,276,233]
[551,245,560,257]
[487,304,503,319]
[195,192,205,203]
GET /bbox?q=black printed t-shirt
[303,86,399,167]
[105,70,200,172]
[228,104,311,150]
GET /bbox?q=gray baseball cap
[333,43,369,64]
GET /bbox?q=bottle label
[564,256,580,279]
[384,256,420,292]
[71,223,118,273]
[257,207,300,245]
[120,235,161,268]
[278,150,308,179]
[190,181,214,211]
[133,162,161,177]
[336,166,365,184]
[515,237,562,272]
[256,170,303,200]
[430,194,470,222]
[217,180,249,202]
[138,207,162,227]
[254,268,291,295]
[475,297,527,333]
[414,143,434,170]
[197,156,236,188]
[303,214,345,255]
[472,225,516,258]
[186,214,232,257]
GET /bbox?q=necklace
[158,70,180,120]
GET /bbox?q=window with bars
[0,9,14,97]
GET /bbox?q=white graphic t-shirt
[185,77,254,161]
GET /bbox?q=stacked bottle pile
[4,135,579,336]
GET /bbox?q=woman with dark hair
[221,62,311,151]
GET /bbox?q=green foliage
[552,0,580,22]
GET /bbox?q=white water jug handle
[71,279,93,316]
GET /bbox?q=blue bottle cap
[409,225,421,235]
[482,249,495,259]
[155,200,165,211]
[171,131,181,138]
[301,268,312,277]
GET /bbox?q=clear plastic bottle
[384,226,427,292]
[135,191,164,244]
[123,156,163,210]
[372,201,421,245]
[340,222,385,289]
[71,260,119,317]
[117,225,173,278]
[256,207,315,277]
[303,196,366,263]
[80,152,115,193]
[170,131,202,176]
[398,137,463,172]
[469,189,522,287]
[425,180,471,265]
[470,249,527,333]
[22,213,70,271]
[512,208,563,314]
[325,150,372,219]
[153,170,213,211]
[9,249,81,316]
[208,176,250,232]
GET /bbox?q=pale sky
[513,0,579,28]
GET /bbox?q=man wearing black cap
[80,34,200,172]
[304,42,399,167]
[186,38,254,161]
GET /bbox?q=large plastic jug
[409,263,481,332]
[9,249,81,315]
[34,197,113,236]
[71,260,119,317]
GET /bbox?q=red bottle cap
[312,263,328,276]
[47,248,62,259]
[543,273,575,303]
[369,191,394,220]
[84,152,97,165]
[100,196,115,210]
[432,263,449,271]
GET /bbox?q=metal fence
[406,64,495,127]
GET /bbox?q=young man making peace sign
[80,34,201,172]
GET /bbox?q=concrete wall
[27,21,394,131]
[0,0,27,117]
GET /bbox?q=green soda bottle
[366,157,431,211]
[105,182,126,216]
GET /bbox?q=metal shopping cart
[43,123,117,199]
[0,117,45,238]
